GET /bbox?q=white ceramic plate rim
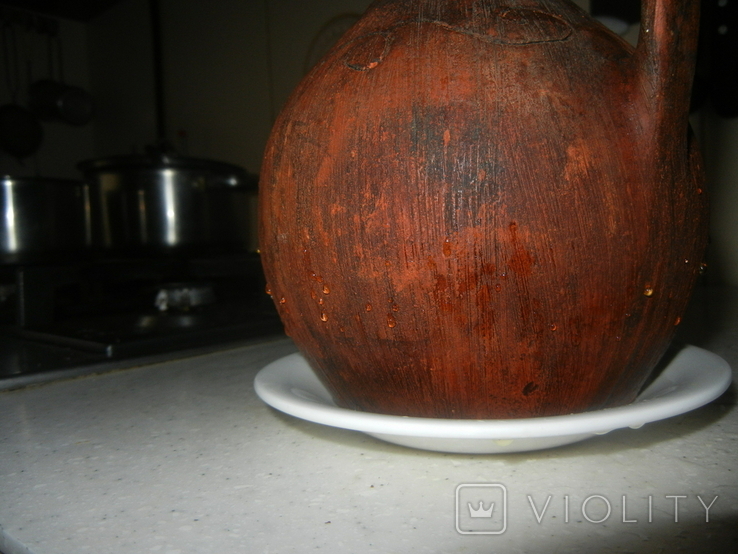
[254,345,732,440]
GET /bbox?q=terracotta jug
[259,0,707,419]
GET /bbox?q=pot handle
[633,0,700,138]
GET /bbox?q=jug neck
[633,0,700,140]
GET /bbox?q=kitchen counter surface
[1,286,738,553]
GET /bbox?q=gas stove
[0,252,284,382]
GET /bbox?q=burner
[154,282,217,311]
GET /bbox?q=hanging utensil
[28,79,94,126]
[0,21,43,160]
[28,24,94,126]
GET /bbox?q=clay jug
[259,0,707,419]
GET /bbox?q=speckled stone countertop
[1,286,737,554]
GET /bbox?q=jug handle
[633,0,700,138]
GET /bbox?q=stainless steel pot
[77,155,257,254]
[0,176,88,263]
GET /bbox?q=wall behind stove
[86,0,157,162]
[157,0,273,172]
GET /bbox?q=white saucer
[254,345,732,454]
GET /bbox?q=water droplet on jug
[495,284,502,292]
[699,263,708,275]
[443,238,452,256]
[365,303,373,312]
[392,304,400,312]
[643,287,654,297]
[684,258,690,264]
[549,323,557,331]
[320,312,328,322]
[279,297,286,304]
[674,316,682,326]
[387,314,397,328]
[318,298,324,305]
[322,285,331,294]
[265,284,272,295]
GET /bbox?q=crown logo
[468,501,494,518]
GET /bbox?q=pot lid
[1,175,83,186]
[76,154,256,188]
